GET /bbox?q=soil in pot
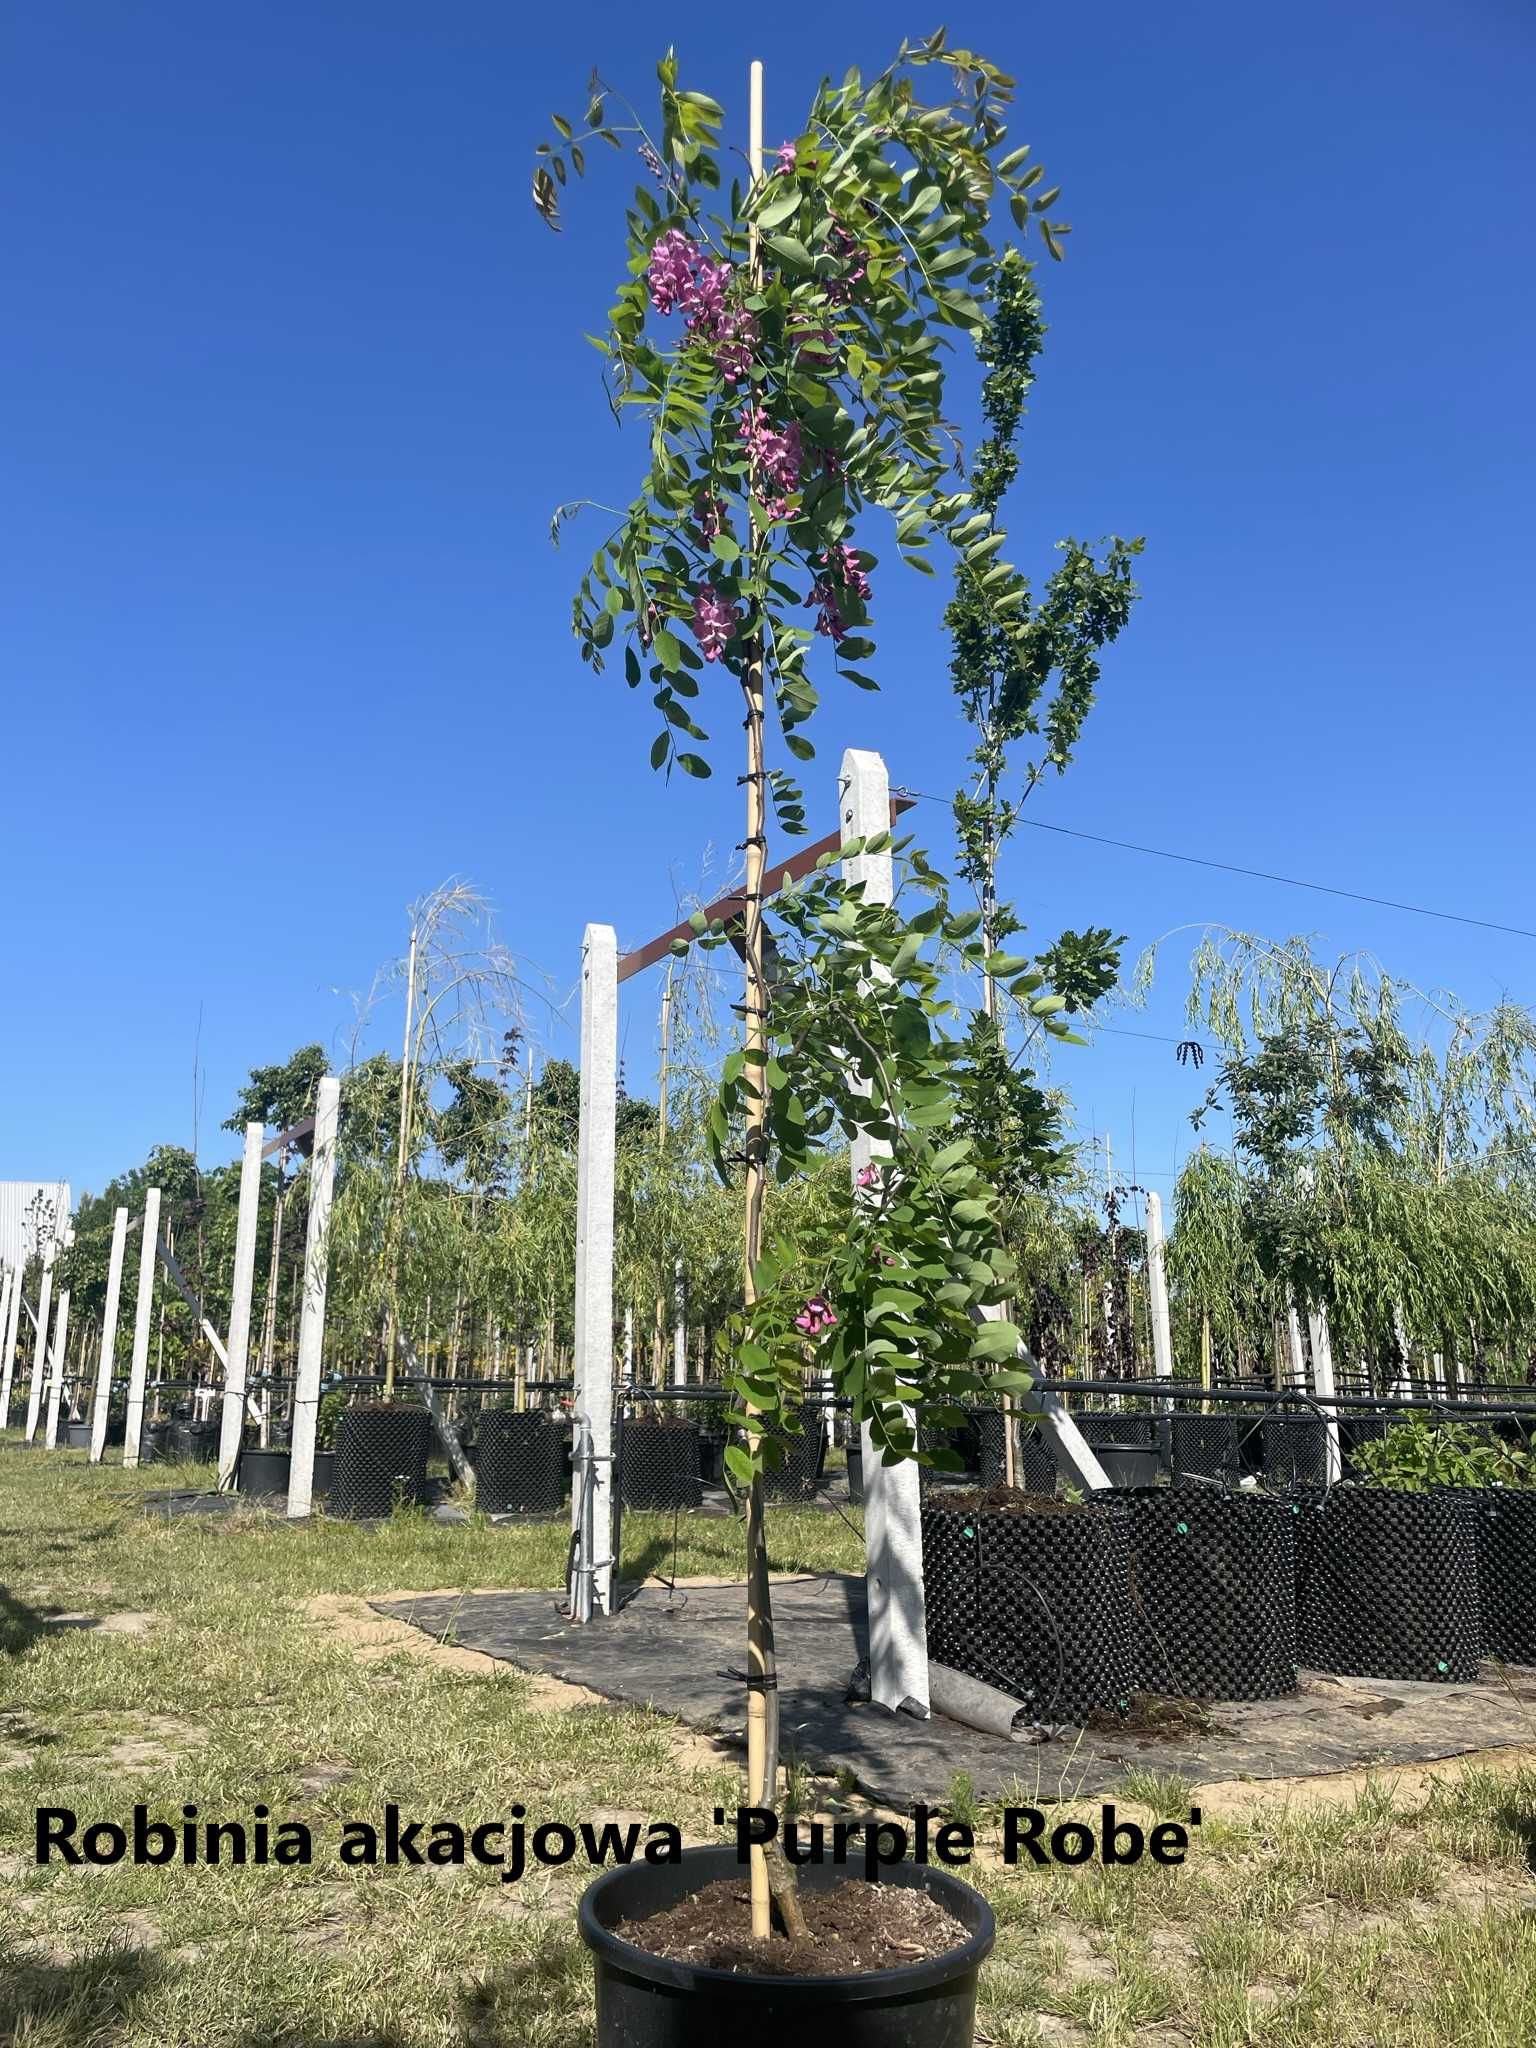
[620,1416,703,1512]
[619,1874,965,1976]
[1125,1487,1298,1700]
[1295,1485,1481,1681]
[477,1408,566,1514]
[330,1404,432,1518]
[922,1488,1134,1721]
[582,1845,992,2048]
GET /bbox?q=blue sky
[3,0,1533,1218]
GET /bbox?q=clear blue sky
[4,0,1532,1216]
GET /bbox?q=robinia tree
[535,31,1133,1935]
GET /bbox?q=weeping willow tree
[1149,930,1536,1384]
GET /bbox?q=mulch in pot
[616,1875,967,1977]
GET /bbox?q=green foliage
[1352,1418,1533,1493]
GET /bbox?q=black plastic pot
[1473,1489,1536,1665]
[169,1421,219,1463]
[758,1406,827,1501]
[846,1439,864,1505]
[1074,1412,1158,1489]
[922,1496,1133,1721]
[1262,1416,1329,1489]
[477,1408,566,1513]
[139,1422,170,1464]
[329,1406,432,1518]
[580,1844,994,2048]
[237,1446,334,1501]
[1169,1414,1239,1485]
[65,1421,94,1450]
[1295,1485,1481,1681]
[1016,1426,1058,1496]
[698,1429,726,1487]
[1127,1487,1297,1700]
[621,1419,704,1512]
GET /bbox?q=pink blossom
[711,306,757,387]
[694,493,724,540]
[690,583,739,662]
[647,229,697,316]
[806,544,872,640]
[856,1164,879,1189]
[774,140,798,176]
[795,1294,838,1336]
[738,407,804,519]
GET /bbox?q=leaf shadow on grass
[1494,1800,1536,1875]
[458,1930,593,2048]
[0,1944,166,2041]
[1,1582,45,1657]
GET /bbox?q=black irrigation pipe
[1033,1376,1536,1419]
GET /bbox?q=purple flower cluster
[806,543,872,640]
[739,406,804,519]
[774,139,798,176]
[794,1295,838,1336]
[646,229,757,387]
[690,582,739,662]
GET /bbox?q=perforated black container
[1294,1485,1481,1681]
[1474,1489,1536,1665]
[1170,1414,1239,1484]
[1017,1426,1058,1496]
[757,1405,827,1501]
[1127,1487,1297,1700]
[477,1408,566,1513]
[922,1497,1133,1722]
[170,1421,219,1463]
[1262,1416,1329,1489]
[620,1418,703,1511]
[329,1405,432,1518]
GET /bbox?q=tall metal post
[570,923,618,1622]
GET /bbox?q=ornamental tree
[535,32,1127,1936]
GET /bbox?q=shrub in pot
[537,33,1115,2031]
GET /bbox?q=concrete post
[287,1077,340,1519]
[219,1121,265,1490]
[89,1208,130,1463]
[571,923,618,1622]
[1307,1307,1344,1483]
[0,1267,14,1428]
[23,1231,58,1442]
[840,747,930,1716]
[123,1190,162,1469]
[672,1258,687,1386]
[43,1288,72,1448]
[1145,1191,1174,1393]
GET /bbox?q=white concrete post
[23,1231,58,1442]
[623,1304,634,1383]
[219,1121,265,1489]
[1284,1296,1309,1390]
[571,923,618,1622]
[0,1268,14,1429]
[1145,1192,1174,1394]
[1307,1307,1344,1484]
[123,1190,162,1469]
[287,1077,340,1519]
[841,747,931,1716]
[43,1288,72,1448]
[89,1208,130,1463]
[672,1258,687,1387]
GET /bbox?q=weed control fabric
[921,1497,1134,1722]
[1295,1485,1481,1681]
[1126,1488,1298,1700]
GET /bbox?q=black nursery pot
[1169,1414,1239,1485]
[1295,1485,1481,1681]
[758,1405,827,1501]
[922,1496,1133,1721]
[1473,1489,1536,1666]
[329,1405,432,1518]
[238,1446,335,1502]
[1262,1416,1329,1489]
[476,1408,567,1513]
[580,1845,994,2048]
[171,1420,219,1463]
[621,1419,704,1512]
[845,1438,864,1505]
[1127,1487,1298,1700]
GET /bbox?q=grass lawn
[3,1436,1536,2046]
